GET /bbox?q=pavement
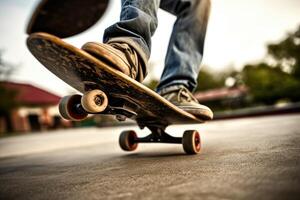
[0,114,300,200]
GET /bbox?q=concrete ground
[0,114,300,200]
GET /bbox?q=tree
[267,25,300,79]
[239,25,300,105]
[195,67,226,91]
[241,63,300,105]
[0,51,18,132]
[0,51,16,81]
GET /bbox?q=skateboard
[27,32,206,154]
[27,0,109,38]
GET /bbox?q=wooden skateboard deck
[27,32,206,154]
[27,32,204,128]
[27,0,109,38]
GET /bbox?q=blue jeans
[103,0,211,93]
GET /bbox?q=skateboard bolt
[94,95,104,106]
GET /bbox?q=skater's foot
[159,86,213,120]
[82,42,145,82]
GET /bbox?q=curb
[213,102,300,120]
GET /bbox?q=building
[0,81,69,133]
[194,86,248,111]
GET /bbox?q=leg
[157,0,211,93]
[102,0,161,80]
[155,0,213,120]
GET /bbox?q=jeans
[103,0,211,93]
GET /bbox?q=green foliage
[195,67,226,91]
[242,63,300,105]
[240,25,300,105]
[267,25,300,79]
[144,67,227,92]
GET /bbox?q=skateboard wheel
[59,95,88,121]
[81,89,108,113]
[119,130,138,151]
[182,130,201,154]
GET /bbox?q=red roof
[194,86,248,102]
[0,81,61,106]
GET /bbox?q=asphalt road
[0,114,300,200]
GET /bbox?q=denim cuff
[157,84,187,95]
[106,37,149,79]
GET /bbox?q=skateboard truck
[136,126,182,144]
[119,124,202,154]
[58,90,137,121]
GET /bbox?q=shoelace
[177,87,198,102]
[110,43,137,79]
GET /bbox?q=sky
[0,0,299,96]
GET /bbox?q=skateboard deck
[27,32,205,154]
[27,32,203,127]
[27,0,109,38]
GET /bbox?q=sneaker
[82,42,145,82]
[160,86,213,120]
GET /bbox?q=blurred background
[1,0,300,134]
